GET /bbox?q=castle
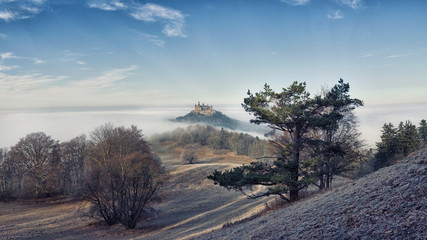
[192,102,216,115]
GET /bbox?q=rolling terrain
[0,143,274,240]
[1,144,425,240]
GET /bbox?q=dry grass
[0,144,274,240]
[193,148,427,240]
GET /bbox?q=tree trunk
[290,131,301,202]
[289,189,298,201]
[326,172,331,189]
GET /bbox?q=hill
[193,147,427,240]
[173,108,267,134]
[174,111,240,130]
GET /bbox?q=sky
[0,0,427,146]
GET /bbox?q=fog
[0,105,255,148]
[1,103,425,149]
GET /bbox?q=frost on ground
[0,147,425,240]
[194,148,427,240]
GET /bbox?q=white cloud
[327,10,344,19]
[33,57,45,64]
[0,10,15,21]
[0,65,19,71]
[335,0,363,10]
[0,0,46,22]
[0,71,66,94]
[0,33,8,39]
[59,50,86,65]
[72,65,137,89]
[129,29,165,47]
[88,0,126,11]
[0,52,45,64]
[359,52,380,58]
[386,54,401,59]
[131,3,186,37]
[280,0,311,6]
[0,65,138,108]
[1,52,19,60]
[88,1,187,38]
[0,52,45,70]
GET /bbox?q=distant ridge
[172,103,267,134]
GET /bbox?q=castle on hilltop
[192,102,216,115]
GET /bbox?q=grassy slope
[194,147,427,240]
[0,143,274,240]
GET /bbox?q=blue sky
[1,0,426,109]
[0,0,426,147]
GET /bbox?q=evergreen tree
[374,123,398,170]
[209,80,361,202]
[397,121,420,156]
[373,120,421,170]
[418,119,427,144]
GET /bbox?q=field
[0,143,274,240]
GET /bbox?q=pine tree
[397,121,420,156]
[419,119,427,144]
[208,80,362,201]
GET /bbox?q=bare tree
[9,132,60,199]
[0,148,12,199]
[182,144,199,164]
[87,124,167,228]
[60,135,88,195]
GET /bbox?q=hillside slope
[0,145,273,240]
[194,148,427,240]
[173,111,267,134]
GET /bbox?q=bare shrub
[182,144,199,164]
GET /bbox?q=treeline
[0,124,167,229]
[151,125,268,159]
[368,119,427,171]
